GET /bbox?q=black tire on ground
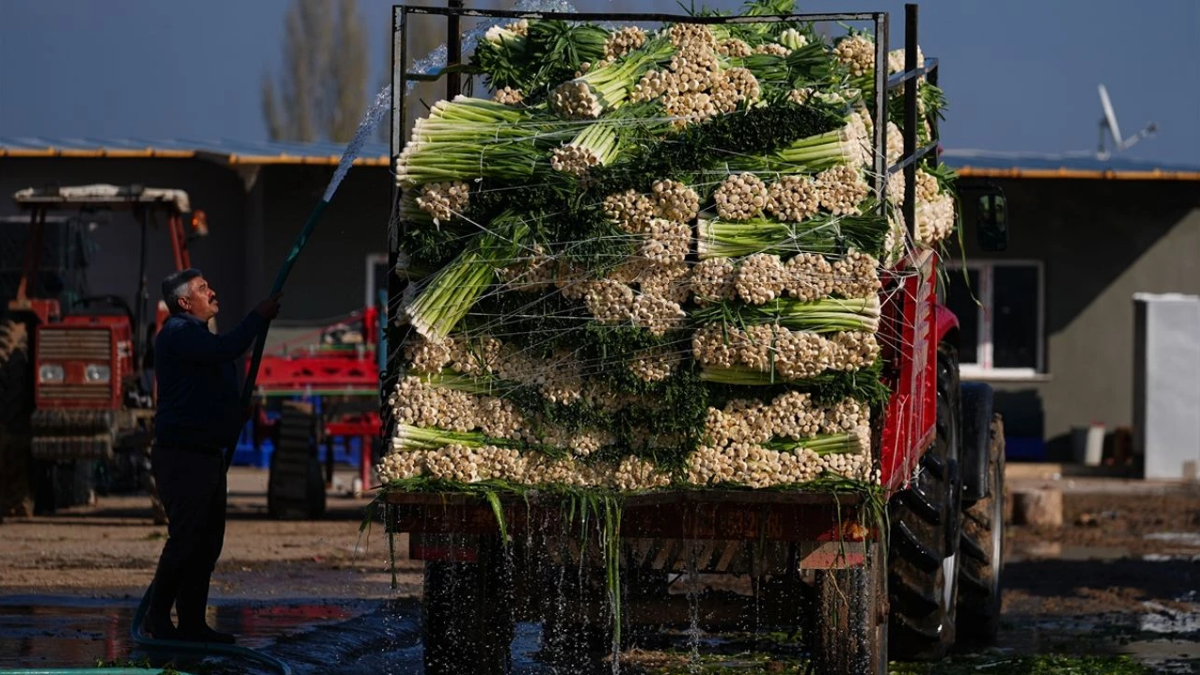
[956,414,1006,643]
[887,344,963,660]
[808,542,888,675]
[422,536,514,675]
[0,318,34,519]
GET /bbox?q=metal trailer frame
[379,5,961,673]
[382,1,945,562]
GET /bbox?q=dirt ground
[0,468,420,600]
[2,466,1199,673]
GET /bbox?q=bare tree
[261,0,369,143]
[329,0,369,142]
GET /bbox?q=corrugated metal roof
[941,149,1200,181]
[0,136,391,167]
[2,136,1197,180]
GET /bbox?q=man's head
[161,269,219,321]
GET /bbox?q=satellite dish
[1097,84,1158,160]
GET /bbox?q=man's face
[179,276,219,321]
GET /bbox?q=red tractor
[0,184,208,518]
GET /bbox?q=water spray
[230,85,393,470]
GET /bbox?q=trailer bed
[384,489,874,570]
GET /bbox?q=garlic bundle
[493,87,524,105]
[651,179,701,223]
[815,165,870,216]
[550,81,603,119]
[692,323,879,378]
[735,252,787,305]
[415,181,470,224]
[604,189,656,234]
[754,43,791,57]
[714,173,770,221]
[833,35,875,77]
[551,144,604,176]
[605,26,646,59]
[766,175,820,223]
[690,258,738,304]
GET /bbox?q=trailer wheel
[0,318,34,519]
[422,537,514,675]
[956,414,1005,642]
[887,344,962,660]
[809,542,887,675]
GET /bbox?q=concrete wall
[253,165,392,323]
[952,178,1200,459]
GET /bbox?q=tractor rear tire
[0,318,34,519]
[956,414,1006,643]
[808,542,888,675]
[887,344,963,660]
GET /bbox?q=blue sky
[1,0,1197,165]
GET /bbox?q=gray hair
[161,268,203,314]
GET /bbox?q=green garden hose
[0,662,192,667]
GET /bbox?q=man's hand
[254,293,283,321]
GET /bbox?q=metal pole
[447,0,463,99]
[15,208,47,305]
[135,206,150,374]
[872,12,889,208]
[383,6,411,442]
[903,3,918,241]
[927,61,939,167]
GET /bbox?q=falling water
[685,542,703,671]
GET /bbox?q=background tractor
[0,184,208,519]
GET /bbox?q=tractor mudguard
[959,381,995,502]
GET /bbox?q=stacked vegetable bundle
[382,0,955,494]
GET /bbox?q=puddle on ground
[3,593,1198,674]
[1145,532,1200,547]
[0,596,385,674]
[0,596,560,675]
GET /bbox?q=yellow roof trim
[0,145,390,166]
[958,166,1200,181]
[0,148,56,157]
[0,147,197,160]
[226,154,390,167]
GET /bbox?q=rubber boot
[143,562,182,640]
[176,571,235,645]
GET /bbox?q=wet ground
[0,467,1197,674]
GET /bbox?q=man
[144,269,281,643]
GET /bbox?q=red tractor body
[1,185,206,514]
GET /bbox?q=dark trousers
[147,445,227,632]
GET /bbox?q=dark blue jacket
[153,311,265,450]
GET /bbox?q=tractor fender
[959,381,996,502]
[933,303,960,347]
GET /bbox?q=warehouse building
[942,150,1200,466]
[0,137,394,334]
[2,139,1197,467]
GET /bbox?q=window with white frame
[943,260,1045,378]
[365,253,390,309]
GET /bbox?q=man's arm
[172,312,266,364]
[170,294,282,364]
